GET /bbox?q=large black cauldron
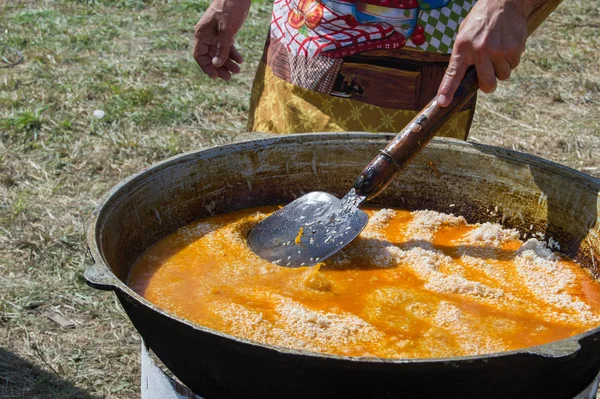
[86,134,600,398]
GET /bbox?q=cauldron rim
[86,133,600,365]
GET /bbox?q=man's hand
[194,0,251,81]
[437,0,536,107]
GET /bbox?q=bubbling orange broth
[128,207,600,359]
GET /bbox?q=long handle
[353,0,563,200]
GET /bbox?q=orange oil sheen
[128,207,600,358]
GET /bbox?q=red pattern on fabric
[320,31,407,58]
[272,11,285,36]
[271,0,399,57]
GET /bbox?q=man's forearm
[510,0,550,17]
[486,0,560,19]
[519,0,563,34]
[436,0,562,106]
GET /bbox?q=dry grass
[0,0,270,397]
[469,0,600,176]
[0,0,599,397]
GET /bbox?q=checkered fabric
[406,0,476,53]
[271,0,395,58]
[266,0,477,96]
[289,53,340,90]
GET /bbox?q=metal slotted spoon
[247,68,478,267]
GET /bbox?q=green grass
[0,0,270,397]
[0,0,599,397]
[1,109,44,135]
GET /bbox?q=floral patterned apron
[248,0,477,137]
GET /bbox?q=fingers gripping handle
[353,67,479,200]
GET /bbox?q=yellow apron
[248,0,477,138]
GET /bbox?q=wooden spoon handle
[353,0,563,200]
[353,67,478,199]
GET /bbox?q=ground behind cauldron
[1,0,600,397]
